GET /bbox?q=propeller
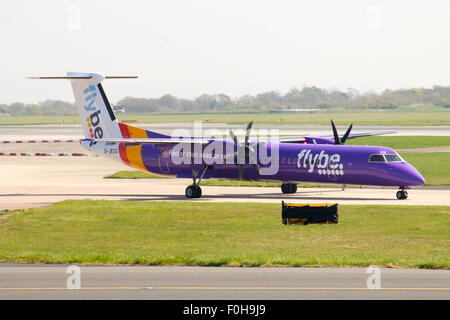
[330,120,353,145]
[225,121,263,181]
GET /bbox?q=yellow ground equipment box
[282,202,338,225]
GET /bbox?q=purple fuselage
[136,139,425,188]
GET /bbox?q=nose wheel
[396,189,408,200]
[281,183,297,194]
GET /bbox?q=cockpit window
[369,153,404,163]
[369,154,386,162]
[385,154,403,162]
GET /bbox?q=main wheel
[281,183,289,194]
[186,185,202,198]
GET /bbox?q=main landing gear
[185,166,209,199]
[281,183,297,194]
[186,185,202,198]
[396,189,408,200]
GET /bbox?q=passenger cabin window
[369,154,386,162]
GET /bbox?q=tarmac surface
[0,157,449,209]
[0,264,448,300]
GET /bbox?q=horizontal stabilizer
[27,76,138,80]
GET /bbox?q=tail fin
[29,72,137,139]
[68,72,124,139]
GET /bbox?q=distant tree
[39,100,76,115]
[212,94,233,110]
[195,94,217,111]
[2,85,450,115]
[116,97,160,113]
[158,94,179,110]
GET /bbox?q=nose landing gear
[396,189,408,200]
[281,183,297,194]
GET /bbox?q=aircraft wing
[278,136,306,143]
[278,130,396,144]
[318,130,397,140]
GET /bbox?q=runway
[0,124,450,140]
[0,157,449,209]
[0,264,448,300]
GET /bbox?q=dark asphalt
[0,264,448,300]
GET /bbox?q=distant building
[113,105,125,113]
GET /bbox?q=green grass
[104,152,450,186]
[118,111,450,126]
[1,111,449,126]
[348,136,450,149]
[401,153,450,186]
[0,201,448,268]
[0,115,80,126]
[104,171,167,179]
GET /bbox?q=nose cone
[391,163,425,187]
[408,168,425,186]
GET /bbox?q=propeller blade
[238,165,244,181]
[331,120,340,145]
[250,140,266,147]
[340,124,353,144]
[245,121,253,146]
[229,129,239,145]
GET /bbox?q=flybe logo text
[297,150,345,175]
[83,85,103,139]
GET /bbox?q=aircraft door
[327,168,338,181]
[158,149,170,173]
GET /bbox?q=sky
[0,0,449,104]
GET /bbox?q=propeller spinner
[226,121,263,181]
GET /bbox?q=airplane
[24,72,425,200]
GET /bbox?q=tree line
[1,85,449,116]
